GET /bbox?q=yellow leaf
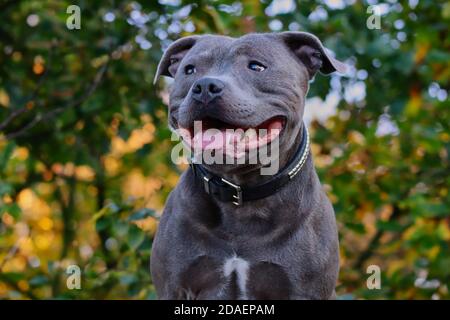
[386,259,405,277]
[75,165,95,181]
[132,217,158,235]
[348,130,365,145]
[0,89,10,107]
[90,206,109,222]
[437,222,450,241]
[38,217,53,231]
[12,147,29,161]
[414,42,430,64]
[405,93,422,117]
[426,245,440,260]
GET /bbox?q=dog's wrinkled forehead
[191,34,282,58]
[184,35,287,71]
[182,36,233,66]
[154,32,347,84]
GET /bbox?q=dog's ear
[278,31,347,79]
[153,35,201,84]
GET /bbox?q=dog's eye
[184,64,196,75]
[312,51,322,59]
[248,61,266,72]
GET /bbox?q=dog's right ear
[153,35,200,84]
[278,32,347,80]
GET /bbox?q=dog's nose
[191,77,224,104]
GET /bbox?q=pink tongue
[193,129,246,150]
[268,119,283,131]
[194,129,226,150]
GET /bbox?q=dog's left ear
[153,35,201,84]
[278,32,347,79]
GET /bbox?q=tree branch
[0,44,54,132]
[353,204,403,270]
[0,273,38,300]
[2,57,109,140]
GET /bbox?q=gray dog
[151,32,347,300]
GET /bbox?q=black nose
[191,77,225,104]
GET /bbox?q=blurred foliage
[0,0,449,299]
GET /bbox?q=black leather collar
[190,124,310,206]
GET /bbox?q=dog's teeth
[244,128,257,140]
[239,130,245,141]
[259,128,268,138]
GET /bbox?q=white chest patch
[223,256,250,299]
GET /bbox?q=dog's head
[154,32,346,174]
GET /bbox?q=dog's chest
[179,254,292,300]
[176,201,299,299]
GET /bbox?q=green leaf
[376,220,403,232]
[29,275,50,287]
[0,272,24,283]
[345,222,366,234]
[0,142,15,172]
[1,203,21,219]
[426,49,450,63]
[0,182,13,196]
[118,273,137,286]
[127,224,145,250]
[128,208,156,221]
[91,203,120,222]
[95,217,111,232]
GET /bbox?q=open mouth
[178,115,286,153]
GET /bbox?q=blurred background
[0,0,449,299]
